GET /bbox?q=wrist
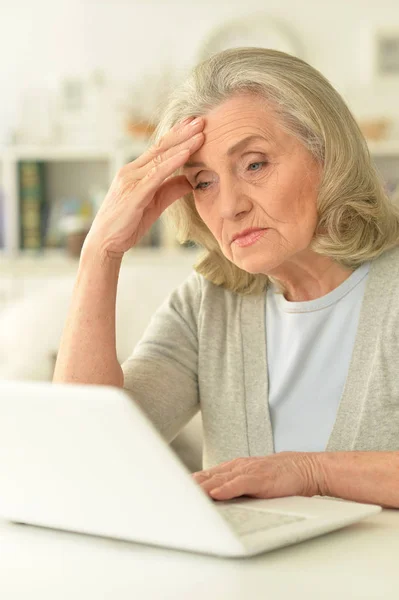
[293,452,328,497]
[289,452,325,497]
[80,237,124,270]
[311,452,330,497]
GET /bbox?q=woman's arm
[53,246,124,387]
[315,450,399,508]
[53,115,204,387]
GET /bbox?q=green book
[18,161,47,250]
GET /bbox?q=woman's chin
[232,254,276,275]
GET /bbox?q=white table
[0,509,397,600]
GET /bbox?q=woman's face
[182,94,321,275]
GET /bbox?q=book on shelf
[18,161,48,250]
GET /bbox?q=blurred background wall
[1,0,399,145]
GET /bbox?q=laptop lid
[0,380,244,556]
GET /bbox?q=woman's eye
[248,161,265,171]
[194,162,265,191]
[194,181,211,191]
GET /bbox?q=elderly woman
[54,48,399,509]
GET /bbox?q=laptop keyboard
[216,505,307,536]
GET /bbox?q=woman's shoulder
[173,269,239,302]
[167,269,242,327]
[362,246,399,329]
[371,246,399,288]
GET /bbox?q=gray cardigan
[122,246,399,470]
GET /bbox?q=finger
[199,474,230,494]
[137,131,204,179]
[145,175,192,220]
[130,149,191,213]
[194,467,238,491]
[127,130,204,185]
[131,116,204,170]
[209,475,260,500]
[192,468,226,484]
[136,137,203,210]
[192,470,212,483]
[192,460,240,484]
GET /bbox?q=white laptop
[0,380,381,558]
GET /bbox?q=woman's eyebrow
[226,134,269,156]
[182,134,269,169]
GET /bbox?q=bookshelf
[0,140,194,259]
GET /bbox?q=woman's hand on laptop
[191,452,323,501]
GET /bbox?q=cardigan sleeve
[120,271,201,443]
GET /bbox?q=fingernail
[180,116,194,126]
[189,117,202,127]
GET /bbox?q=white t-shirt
[266,261,371,453]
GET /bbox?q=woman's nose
[217,181,252,220]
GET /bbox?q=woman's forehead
[186,102,295,167]
[202,95,279,142]
[184,134,273,171]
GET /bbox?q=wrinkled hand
[83,116,205,260]
[192,452,322,501]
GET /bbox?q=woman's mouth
[232,229,268,247]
